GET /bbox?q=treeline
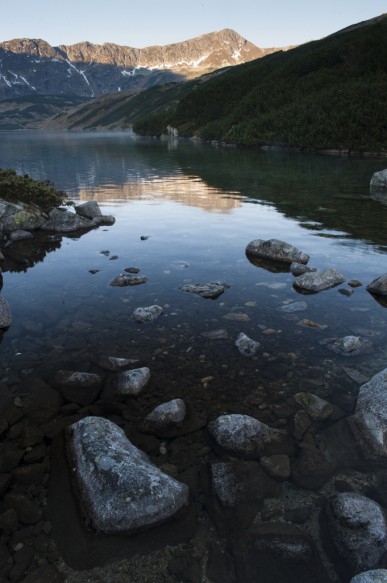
[133,16,387,153]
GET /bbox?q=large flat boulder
[293,267,345,292]
[40,208,96,232]
[0,199,46,234]
[66,416,189,534]
[245,239,309,265]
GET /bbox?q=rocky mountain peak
[0,30,284,101]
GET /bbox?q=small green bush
[0,168,66,211]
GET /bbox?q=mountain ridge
[0,30,286,102]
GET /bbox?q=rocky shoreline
[0,192,387,581]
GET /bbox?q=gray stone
[201,329,230,340]
[180,282,229,299]
[110,273,148,286]
[132,305,164,323]
[246,239,309,264]
[292,447,333,489]
[208,414,288,458]
[98,356,134,371]
[9,229,33,241]
[0,199,45,233]
[142,399,186,433]
[349,368,387,460]
[211,460,278,508]
[0,296,11,328]
[370,169,387,190]
[116,367,150,395]
[75,200,102,219]
[367,274,387,297]
[66,416,189,533]
[326,492,387,571]
[324,335,372,356]
[260,454,291,479]
[294,267,345,292]
[54,370,102,406]
[294,392,333,420]
[40,208,96,232]
[290,262,317,276]
[235,332,261,357]
[277,300,308,313]
[351,570,387,583]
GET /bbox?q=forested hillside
[134,14,387,153]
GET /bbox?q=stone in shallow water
[325,492,387,572]
[290,262,317,276]
[370,169,387,190]
[208,414,289,458]
[246,239,310,264]
[367,274,387,297]
[98,356,134,371]
[66,416,189,534]
[180,282,229,299]
[54,371,102,406]
[235,332,261,357]
[294,392,333,420]
[110,273,148,287]
[293,267,345,292]
[201,329,230,340]
[0,296,11,328]
[211,461,279,508]
[260,454,291,479]
[350,570,387,583]
[75,200,102,219]
[324,335,372,356]
[277,300,308,313]
[116,367,150,395]
[132,305,164,323]
[349,368,387,461]
[142,399,186,434]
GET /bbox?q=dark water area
[0,131,387,582]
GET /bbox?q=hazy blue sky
[1,1,386,48]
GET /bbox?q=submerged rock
[142,399,186,434]
[110,273,148,287]
[211,460,279,508]
[235,332,261,357]
[116,367,150,396]
[367,274,387,297]
[246,239,310,265]
[325,492,387,572]
[349,368,387,461]
[351,570,387,583]
[293,267,345,292]
[66,416,189,534]
[324,335,372,356]
[208,414,289,458]
[180,282,229,299]
[294,392,333,420]
[132,305,164,323]
[370,169,387,190]
[0,296,11,328]
[277,300,308,313]
[98,356,135,371]
[54,370,102,406]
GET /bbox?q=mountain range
[0,30,282,101]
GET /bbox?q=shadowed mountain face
[0,30,279,101]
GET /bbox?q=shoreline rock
[246,239,310,265]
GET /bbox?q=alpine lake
[0,131,387,583]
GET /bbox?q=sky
[1,1,386,48]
